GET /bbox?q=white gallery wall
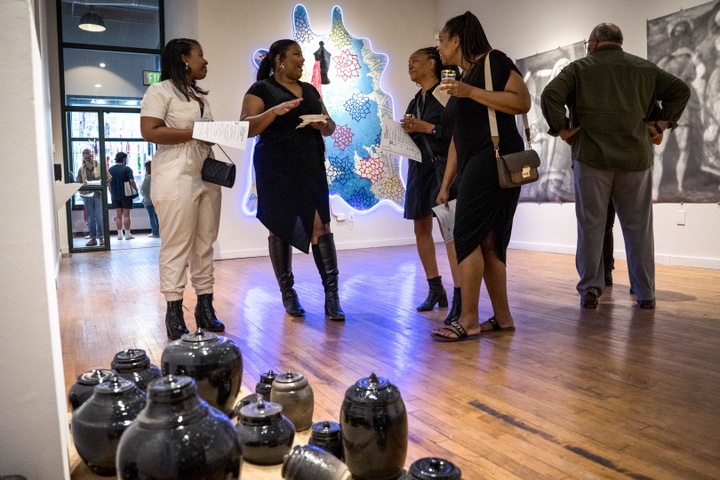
[162,0,720,268]
[436,0,720,269]
[166,0,441,259]
[0,0,70,477]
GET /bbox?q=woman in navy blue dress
[401,47,461,324]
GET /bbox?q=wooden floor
[58,244,720,480]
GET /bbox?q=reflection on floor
[71,232,161,251]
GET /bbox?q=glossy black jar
[309,420,343,460]
[406,457,462,480]
[282,444,351,480]
[236,398,295,465]
[341,373,408,480]
[111,348,162,392]
[255,370,277,401]
[116,375,242,479]
[71,376,146,476]
[161,329,243,415]
[68,369,116,411]
[270,371,314,431]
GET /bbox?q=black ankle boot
[195,293,225,332]
[312,233,345,321]
[268,236,305,316]
[165,300,189,340]
[444,287,461,325]
[417,276,448,311]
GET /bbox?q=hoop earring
[279,63,285,74]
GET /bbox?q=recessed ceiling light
[99,63,106,68]
[94,84,102,88]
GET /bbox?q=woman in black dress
[240,39,344,321]
[401,47,461,324]
[431,12,531,341]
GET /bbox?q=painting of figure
[516,42,585,202]
[648,0,720,202]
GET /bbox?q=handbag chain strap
[484,51,532,159]
[214,145,234,165]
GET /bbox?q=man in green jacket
[540,23,690,310]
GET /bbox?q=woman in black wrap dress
[431,12,531,341]
[240,39,344,321]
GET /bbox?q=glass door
[65,109,158,252]
[67,111,110,251]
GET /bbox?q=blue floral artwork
[243,4,403,213]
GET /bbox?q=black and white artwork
[516,42,585,203]
[648,0,720,202]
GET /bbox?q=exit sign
[143,70,161,86]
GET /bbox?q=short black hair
[115,152,127,164]
[415,47,459,81]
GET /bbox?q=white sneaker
[85,234,91,239]
[117,233,123,240]
[124,233,135,240]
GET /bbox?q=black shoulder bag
[202,145,236,188]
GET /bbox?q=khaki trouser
[154,176,221,302]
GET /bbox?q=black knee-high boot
[166,299,189,340]
[268,236,305,316]
[195,293,225,332]
[312,233,345,321]
[444,287,461,325]
[417,276,448,311]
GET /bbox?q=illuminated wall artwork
[516,41,584,203]
[243,4,403,215]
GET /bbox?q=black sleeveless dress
[453,50,523,264]
[247,77,331,253]
[404,83,455,219]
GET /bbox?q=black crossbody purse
[202,145,236,188]
[484,52,540,189]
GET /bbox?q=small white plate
[299,114,328,122]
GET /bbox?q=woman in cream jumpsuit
[140,38,225,339]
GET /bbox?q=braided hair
[416,47,459,81]
[258,39,298,81]
[441,11,492,71]
[160,38,209,101]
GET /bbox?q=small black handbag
[202,145,236,188]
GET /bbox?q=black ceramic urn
[111,348,162,392]
[407,457,462,480]
[309,420,344,460]
[340,373,408,480]
[270,371,314,431]
[282,444,352,480]
[68,369,116,411]
[116,375,242,479]
[255,370,277,401]
[236,398,295,465]
[161,329,243,415]
[71,376,146,476]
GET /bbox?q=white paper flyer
[192,121,249,150]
